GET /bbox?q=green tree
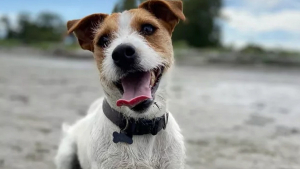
[36,12,63,28]
[35,12,64,41]
[17,12,35,43]
[13,12,64,43]
[173,0,222,47]
[240,44,266,54]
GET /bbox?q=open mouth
[114,66,164,110]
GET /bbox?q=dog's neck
[102,99,168,144]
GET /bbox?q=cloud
[225,0,300,12]
[244,0,286,9]
[221,1,300,51]
[0,13,19,30]
[223,29,300,51]
[0,13,20,39]
[222,8,300,33]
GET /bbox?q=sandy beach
[1,52,300,169]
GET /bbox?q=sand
[1,52,300,169]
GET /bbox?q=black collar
[102,99,168,144]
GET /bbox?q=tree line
[1,0,222,48]
[1,12,65,43]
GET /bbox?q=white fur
[56,11,185,169]
[55,98,185,169]
[102,11,166,83]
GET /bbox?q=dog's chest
[89,122,163,168]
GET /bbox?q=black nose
[112,44,136,69]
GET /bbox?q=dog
[55,0,186,168]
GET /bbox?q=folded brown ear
[139,0,186,33]
[67,13,108,52]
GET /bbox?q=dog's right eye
[97,35,110,48]
[140,24,157,36]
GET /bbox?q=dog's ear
[139,0,186,33]
[67,13,108,52]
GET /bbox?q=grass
[0,39,55,50]
[0,39,81,51]
[173,40,190,49]
[64,43,80,51]
[0,39,22,47]
[29,42,56,50]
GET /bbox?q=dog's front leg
[55,133,82,169]
[158,149,185,169]
[157,115,185,169]
[154,135,185,169]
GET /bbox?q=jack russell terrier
[55,0,186,168]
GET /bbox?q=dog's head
[67,0,185,117]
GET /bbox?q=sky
[222,0,300,51]
[0,0,300,51]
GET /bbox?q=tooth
[150,71,155,87]
[157,68,161,76]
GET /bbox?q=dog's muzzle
[112,43,138,71]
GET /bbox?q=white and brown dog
[55,0,186,168]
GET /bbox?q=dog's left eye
[141,24,156,35]
[97,35,110,48]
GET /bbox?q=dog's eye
[141,24,156,35]
[97,35,110,48]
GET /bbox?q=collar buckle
[121,118,129,131]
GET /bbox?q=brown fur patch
[129,9,174,67]
[93,13,120,73]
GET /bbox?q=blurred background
[1,0,300,169]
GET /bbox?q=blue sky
[1,0,300,51]
[0,0,118,20]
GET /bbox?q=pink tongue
[117,72,152,107]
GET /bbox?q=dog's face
[67,0,185,116]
